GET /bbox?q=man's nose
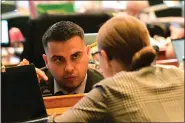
[64,62,74,73]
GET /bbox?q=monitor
[1,64,47,123]
[171,38,184,65]
[1,20,10,47]
[148,0,164,6]
[84,33,97,45]
[155,6,182,17]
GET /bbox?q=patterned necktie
[54,91,65,96]
[54,91,77,96]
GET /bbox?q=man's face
[43,36,89,91]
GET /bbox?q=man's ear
[86,45,90,56]
[101,50,112,68]
[42,54,48,68]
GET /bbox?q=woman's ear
[101,50,112,68]
[42,54,48,68]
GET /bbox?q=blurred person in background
[9,27,24,58]
[126,1,149,17]
[9,27,24,47]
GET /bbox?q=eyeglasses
[91,51,101,56]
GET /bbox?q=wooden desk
[156,48,167,60]
[2,47,21,66]
[151,17,184,25]
[43,94,85,116]
[156,59,178,67]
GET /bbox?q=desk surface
[46,107,70,116]
[43,94,85,116]
[156,58,178,67]
[148,17,184,24]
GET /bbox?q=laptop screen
[1,64,47,123]
[171,38,184,65]
[1,20,10,47]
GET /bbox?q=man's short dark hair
[42,21,84,49]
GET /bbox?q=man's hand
[18,58,30,66]
[19,59,48,82]
[35,67,48,82]
[1,64,6,72]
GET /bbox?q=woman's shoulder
[154,64,184,74]
[93,71,134,91]
[93,65,184,90]
[94,77,114,87]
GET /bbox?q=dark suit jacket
[39,68,104,97]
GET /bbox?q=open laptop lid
[171,38,184,65]
[1,64,47,123]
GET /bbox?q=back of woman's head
[97,15,156,71]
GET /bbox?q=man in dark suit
[38,21,103,97]
[40,67,103,96]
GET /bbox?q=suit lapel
[85,68,104,93]
[40,68,103,96]
[85,70,94,93]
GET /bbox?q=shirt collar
[54,74,87,95]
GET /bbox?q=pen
[40,66,47,71]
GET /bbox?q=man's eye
[54,57,63,63]
[72,54,80,60]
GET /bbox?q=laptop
[1,20,10,47]
[84,33,97,45]
[1,64,48,123]
[171,38,184,65]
